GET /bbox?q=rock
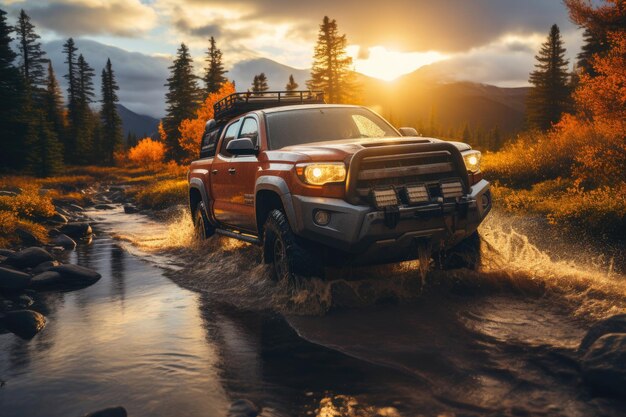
[30,271,63,289]
[38,188,51,196]
[15,227,44,245]
[109,191,125,203]
[0,186,22,195]
[69,203,85,212]
[49,264,101,287]
[52,234,76,250]
[31,260,61,274]
[0,309,46,339]
[48,228,62,237]
[581,333,626,398]
[0,249,15,257]
[48,212,68,224]
[60,222,92,238]
[82,407,127,417]
[0,267,31,291]
[227,399,260,417]
[54,206,71,217]
[4,247,54,269]
[0,190,17,197]
[579,315,626,353]
[94,204,115,210]
[0,293,34,310]
[123,204,139,214]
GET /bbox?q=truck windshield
[266,107,400,149]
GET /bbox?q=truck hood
[274,137,471,161]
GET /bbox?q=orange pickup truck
[188,91,491,282]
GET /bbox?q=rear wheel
[193,201,215,240]
[433,231,482,270]
[263,209,319,285]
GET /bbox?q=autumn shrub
[134,179,187,210]
[0,186,56,220]
[128,138,166,169]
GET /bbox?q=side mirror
[399,127,419,137]
[226,138,257,156]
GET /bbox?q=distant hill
[116,104,160,139]
[228,58,310,91]
[357,69,529,136]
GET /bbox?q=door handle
[228,168,236,175]
[211,169,218,175]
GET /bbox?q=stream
[1,206,625,417]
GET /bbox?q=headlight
[462,150,481,173]
[296,162,346,186]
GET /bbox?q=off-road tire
[193,201,215,240]
[433,231,482,270]
[263,209,319,284]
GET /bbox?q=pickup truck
[188,91,491,282]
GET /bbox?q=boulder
[581,333,626,398]
[52,234,77,250]
[227,399,260,417]
[4,247,54,269]
[30,271,63,289]
[54,206,71,217]
[60,222,92,238]
[69,204,85,212]
[123,204,139,214]
[0,293,34,310]
[49,264,101,287]
[0,309,46,340]
[31,260,61,274]
[82,407,127,417]
[0,267,31,291]
[48,212,68,224]
[16,227,44,245]
[0,249,15,257]
[579,314,626,353]
[0,190,17,197]
[94,204,115,210]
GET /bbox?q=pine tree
[43,61,65,150]
[527,24,571,131]
[285,74,298,95]
[204,36,227,95]
[163,43,201,161]
[252,72,268,93]
[62,38,79,161]
[74,53,96,161]
[15,9,47,92]
[307,16,356,103]
[0,8,28,172]
[100,58,123,165]
[27,111,64,177]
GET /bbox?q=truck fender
[189,178,210,215]
[255,176,298,232]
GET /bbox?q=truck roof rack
[213,90,325,122]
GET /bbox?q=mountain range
[43,39,529,138]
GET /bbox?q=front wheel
[433,231,482,270]
[263,209,319,285]
[193,201,215,240]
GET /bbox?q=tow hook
[384,206,400,229]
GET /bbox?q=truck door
[213,115,259,232]
[211,119,241,227]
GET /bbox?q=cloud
[16,0,157,37]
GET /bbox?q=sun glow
[349,46,449,81]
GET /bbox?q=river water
[1,206,625,417]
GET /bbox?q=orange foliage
[158,120,167,142]
[574,31,626,137]
[178,82,236,163]
[128,138,166,169]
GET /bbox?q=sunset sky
[3,0,583,83]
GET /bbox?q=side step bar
[215,228,261,245]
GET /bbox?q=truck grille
[345,143,469,206]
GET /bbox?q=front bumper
[290,179,491,263]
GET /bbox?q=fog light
[481,192,491,210]
[441,181,463,198]
[313,209,331,226]
[371,188,398,209]
[403,184,429,204]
